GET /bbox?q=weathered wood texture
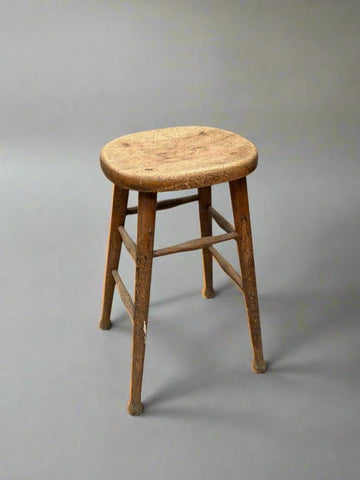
[198,186,215,298]
[100,126,258,192]
[99,186,128,330]
[229,178,266,373]
[126,194,199,215]
[128,192,157,416]
[152,232,237,258]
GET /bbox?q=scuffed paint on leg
[143,321,147,343]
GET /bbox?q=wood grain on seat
[100,126,258,192]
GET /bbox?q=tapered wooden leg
[229,178,266,373]
[127,191,157,416]
[198,186,215,298]
[99,185,129,330]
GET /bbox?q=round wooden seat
[100,126,258,192]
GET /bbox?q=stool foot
[252,360,267,373]
[201,288,215,299]
[99,318,112,330]
[127,401,143,416]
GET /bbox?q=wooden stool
[99,126,266,416]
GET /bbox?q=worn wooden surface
[128,191,157,416]
[100,126,258,192]
[99,185,128,330]
[229,178,266,373]
[198,186,215,298]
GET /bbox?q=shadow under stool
[99,126,266,416]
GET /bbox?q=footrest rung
[118,226,137,262]
[153,232,237,257]
[208,206,235,233]
[112,270,134,321]
[126,194,200,215]
[208,246,243,292]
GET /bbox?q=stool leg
[99,185,129,330]
[128,191,157,416]
[229,178,266,373]
[198,186,215,298]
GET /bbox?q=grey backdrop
[1,1,359,479]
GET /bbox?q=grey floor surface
[1,1,360,479]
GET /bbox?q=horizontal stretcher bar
[112,270,134,321]
[118,226,137,262]
[208,206,235,233]
[208,246,243,292]
[126,194,199,215]
[152,232,238,257]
